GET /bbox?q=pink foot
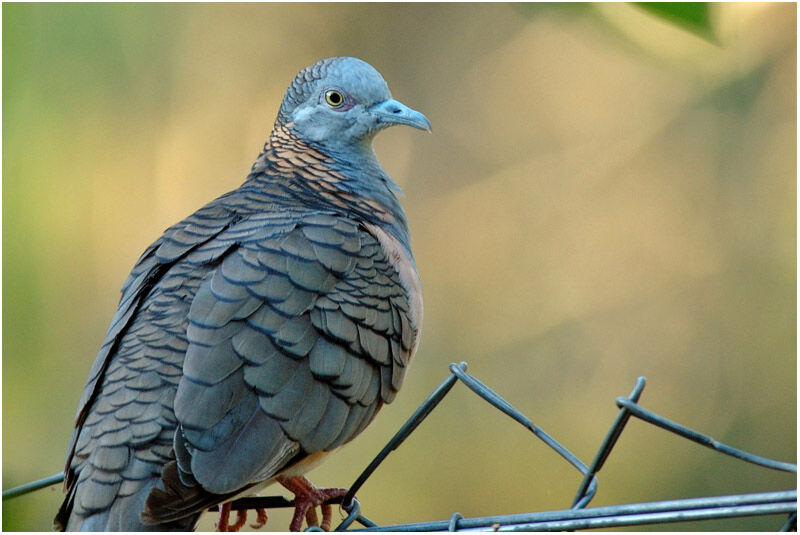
[216,502,231,532]
[277,476,348,531]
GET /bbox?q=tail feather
[57,470,203,531]
[143,461,245,525]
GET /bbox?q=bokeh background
[3,3,795,531]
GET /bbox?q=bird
[54,56,429,532]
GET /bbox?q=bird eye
[325,89,344,108]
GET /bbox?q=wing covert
[167,214,419,504]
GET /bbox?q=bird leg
[277,475,348,532]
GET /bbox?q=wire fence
[4,362,796,531]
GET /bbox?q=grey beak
[370,98,432,132]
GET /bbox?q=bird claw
[216,477,345,532]
[216,502,231,532]
[216,503,268,532]
[229,510,248,531]
[250,508,268,529]
[277,476,348,532]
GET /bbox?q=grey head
[277,57,431,152]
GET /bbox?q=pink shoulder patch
[363,223,423,354]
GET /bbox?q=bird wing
[68,199,241,447]
[56,199,243,530]
[142,212,418,523]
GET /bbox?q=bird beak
[370,99,432,132]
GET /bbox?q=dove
[55,56,428,532]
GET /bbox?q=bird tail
[55,472,202,532]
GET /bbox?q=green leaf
[635,2,715,40]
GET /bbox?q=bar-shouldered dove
[55,57,429,532]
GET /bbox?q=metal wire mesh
[4,361,796,531]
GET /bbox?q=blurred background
[3,3,795,531]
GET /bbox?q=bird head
[276,57,431,151]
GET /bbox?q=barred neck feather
[245,123,413,256]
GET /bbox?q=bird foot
[215,502,269,532]
[277,475,348,532]
[251,508,269,529]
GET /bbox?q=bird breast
[363,222,423,356]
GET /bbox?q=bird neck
[246,123,413,255]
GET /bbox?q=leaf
[635,3,715,40]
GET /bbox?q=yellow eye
[325,89,344,108]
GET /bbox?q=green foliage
[635,2,715,40]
